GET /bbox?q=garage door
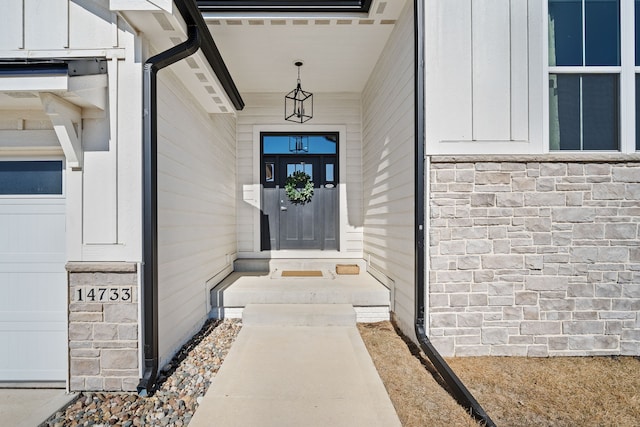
[0,160,67,382]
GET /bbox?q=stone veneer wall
[428,155,640,357]
[67,262,139,391]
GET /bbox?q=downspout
[138,22,201,397]
[412,1,495,426]
[137,0,243,396]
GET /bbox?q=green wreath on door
[284,171,314,205]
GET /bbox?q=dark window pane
[549,0,583,66]
[0,161,63,194]
[265,162,274,182]
[636,75,640,150]
[263,134,337,154]
[636,0,640,65]
[286,162,313,181]
[264,135,291,154]
[582,74,619,150]
[585,0,620,65]
[326,163,334,182]
[552,75,582,150]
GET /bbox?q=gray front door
[261,133,338,251]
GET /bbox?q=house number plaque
[74,287,133,303]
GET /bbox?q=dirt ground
[358,322,640,427]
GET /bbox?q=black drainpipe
[412,1,495,426]
[138,21,201,397]
[137,0,243,396]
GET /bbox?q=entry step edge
[233,258,367,273]
[242,303,356,327]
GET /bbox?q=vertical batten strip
[621,0,636,153]
[24,0,69,49]
[511,0,530,142]
[0,0,25,50]
[426,0,473,142]
[472,0,511,141]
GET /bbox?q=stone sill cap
[430,153,640,163]
[66,262,137,273]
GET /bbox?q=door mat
[281,270,324,277]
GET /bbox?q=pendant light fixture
[285,61,313,123]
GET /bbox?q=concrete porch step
[210,263,392,322]
[242,303,356,327]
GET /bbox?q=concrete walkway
[0,388,77,427]
[190,304,401,427]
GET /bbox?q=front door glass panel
[286,162,313,180]
[263,134,337,155]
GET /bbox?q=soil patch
[358,322,478,426]
[358,321,640,427]
[449,354,640,426]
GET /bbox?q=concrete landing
[210,268,392,322]
[189,304,401,427]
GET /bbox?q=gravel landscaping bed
[42,319,241,427]
[43,318,639,426]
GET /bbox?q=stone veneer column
[66,262,139,392]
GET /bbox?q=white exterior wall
[362,1,415,339]
[0,0,142,263]
[236,93,363,258]
[425,0,544,155]
[157,71,237,365]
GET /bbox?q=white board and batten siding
[0,0,142,263]
[236,93,364,258]
[425,0,544,155]
[362,1,416,339]
[67,25,142,263]
[156,71,237,365]
[0,0,116,52]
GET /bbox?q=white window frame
[544,0,637,153]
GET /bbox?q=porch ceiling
[202,0,407,94]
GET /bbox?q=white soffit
[119,8,235,114]
[203,0,407,94]
[110,0,173,12]
[0,93,43,110]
